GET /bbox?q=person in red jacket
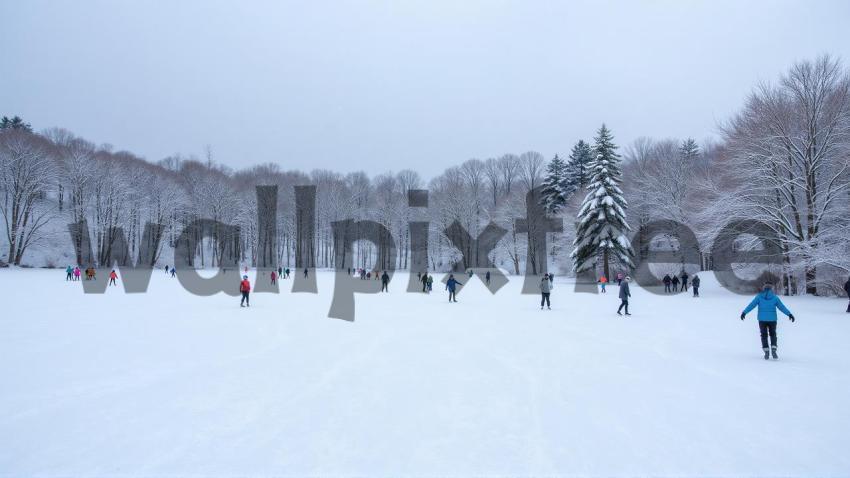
[109,269,118,286]
[240,275,251,307]
[270,270,277,285]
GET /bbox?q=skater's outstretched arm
[741,296,760,317]
[776,297,794,320]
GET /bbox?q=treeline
[1,55,849,295]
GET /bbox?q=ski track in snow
[1,269,849,476]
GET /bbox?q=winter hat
[763,282,774,291]
[243,275,248,279]
[625,276,631,281]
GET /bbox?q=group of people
[64,265,119,285]
[662,272,699,295]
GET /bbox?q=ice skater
[485,270,491,286]
[108,269,118,286]
[66,265,73,281]
[663,274,672,293]
[740,283,795,360]
[692,274,701,297]
[844,276,850,313]
[270,270,277,285]
[680,271,689,291]
[381,270,389,292]
[421,271,429,292]
[598,275,607,293]
[671,274,680,292]
[540,275,551,309]
[446,274,462,302]
[170,267,176,278]
[240,275,251,307]
[617,276,631,316]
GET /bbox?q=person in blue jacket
[446,274,462,303]
[741,283,795,360]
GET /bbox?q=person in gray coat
[617,276,632,316]
[539,275,552,309]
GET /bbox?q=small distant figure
[671,274,680,292]
[468,269,473,279]
[278,266,283,278]
[426,274,433,292]
[741,282,794,360]
[485,270,491,286]
[73,266,81,281]
[617,276,632,316]
[381,271,389,292]
[680,271,689,292]
[540,275,551,310]
[616,272,624,286]
[599,275,608,293]
[240,275,251,307]
[285,268,290,279]
[270,270,277,285]
[86,267,96,281]
[65,265,73,281]
[548,272,554,282]
[446,274,462,302]
[663,274,672,293]
[164,264,169,275]
[421,271,429,292]
[844,276,850,313]
[170,267,176,278]
[304,268,308,278]
[692,274,701,297]
[108,269,118,286]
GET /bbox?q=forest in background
[2,55,849,295]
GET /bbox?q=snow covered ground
[1,268,849,476]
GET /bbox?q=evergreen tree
[571,124,634,278]
[679,137,699,161]
[565,139,593,191]
[539,154,571,213]
[0,116,32,132]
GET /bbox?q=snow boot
[625,312,631,316]
[763,348,770,360]
[617,311,622,316]
[771,346,778,360]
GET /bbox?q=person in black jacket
[692,274,701,297]
[617,277,632,316]
[381,271,390,292]
[663,274,672,293]
[671,275,680,292]
[680,271,689,292]
[844,276,850,313]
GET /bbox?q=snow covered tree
[571,124,634,278]
[566,140,593,191]
[679,137,699,161]
[539,154,571,213]
[0,116,32,132]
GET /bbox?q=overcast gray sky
[2,0,849,178]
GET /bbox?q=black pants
[759,321,777,349]
[664,284,671,293]
[381,282,388,292]
[448,290,457,301]
[66,273,72,281]
[109,278,116,286]
[541,292,550,307]
[241,291,250,306]
[846,292,850,312]
[682,281,688,291]
[618,299,629,314]
[693,286,699,297]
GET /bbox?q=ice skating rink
[1,269,849,476]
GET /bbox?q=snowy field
[1,268,849,477]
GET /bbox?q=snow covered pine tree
[540,154,572,213]
[571,124,635,279]
[566,139,593,192]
